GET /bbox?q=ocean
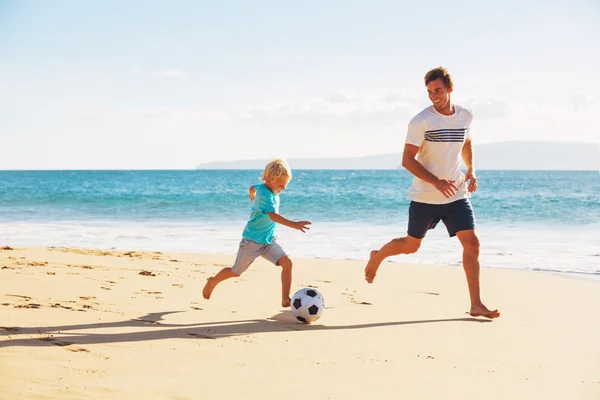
[0,170,598,279]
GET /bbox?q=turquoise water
[0,170,598,277]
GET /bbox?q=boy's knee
[229,267,243,276]
[278,256,293,269]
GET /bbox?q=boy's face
[266,177,290,194]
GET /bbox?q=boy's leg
[202,268,239,299]
[262,240,292,307]
[455,230,499,319]
[277,256,293,308]
[203,239,258,300]
[364,235,422,283]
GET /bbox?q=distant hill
[196,141,600,171]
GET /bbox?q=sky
[1,0,599,169]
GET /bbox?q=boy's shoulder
[254,183,275,196]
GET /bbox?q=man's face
[426,78,453,113]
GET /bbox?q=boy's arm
[267,212,311,233]
[249,185,256,201]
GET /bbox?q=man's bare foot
[469,305,500,319]
[282,297,291,308]
[365,250,382,283]
[203,277,215,300]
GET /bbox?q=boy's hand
[249,186,256,201]
[294,221,312,233]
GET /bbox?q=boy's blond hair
[261,158,292,182]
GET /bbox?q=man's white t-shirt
[405,104,473,205]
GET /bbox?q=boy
[203,158,311,308]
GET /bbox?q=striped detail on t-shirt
[424,128,468,142]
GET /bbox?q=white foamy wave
[1,220,599,280]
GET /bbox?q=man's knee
[395,237,420,254]
[460,233,480,255]
[278,256,293,270]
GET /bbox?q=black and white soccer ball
[291,288,324,324]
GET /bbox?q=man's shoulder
[408,107,431,126]
[455,104,473,119]
[414,106,433,119]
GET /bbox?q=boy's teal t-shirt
[242,183,279,244]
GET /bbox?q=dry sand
[1,246,598,399]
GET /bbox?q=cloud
[129,67,141,73]
[81,107,181,118]
[324,90,364,104]
[464,98,512,119]
[239,91,421,122]
[80,107,228,123]
[157,69,184,78]
[471,99,598,144]
[571,94,595,112]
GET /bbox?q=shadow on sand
[0,310,492,348]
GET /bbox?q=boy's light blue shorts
[231,238,288,275]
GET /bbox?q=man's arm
[402,143,458,198]
[461,138,478,193]
[462,138,474,171]
[267,212,311,233]
[402,144,439,184]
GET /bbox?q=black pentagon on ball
[308,305,319,315]
[293,298,303,309]
[296,316,307,323]
[305,289,317,297]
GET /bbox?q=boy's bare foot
[469,305,500,319]
[203,277,215,300]
[365,250,382,283]
[282,297,291,308]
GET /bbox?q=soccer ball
[291,288,324,324]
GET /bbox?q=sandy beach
[1,246,598,399]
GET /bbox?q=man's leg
[364,235,422,283]
[455,230,500,319]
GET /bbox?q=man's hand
[433,179,458,198]
[249,186,256,202]
[465,169,478,193]
[293,221,312,233]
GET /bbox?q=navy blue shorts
[407,199,476,239]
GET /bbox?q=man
[364,66,499,319]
